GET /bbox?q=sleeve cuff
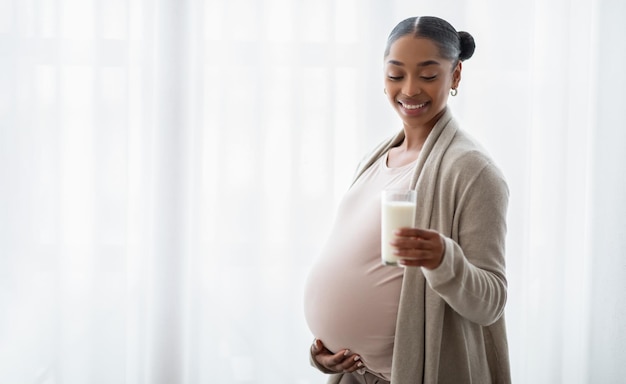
[422,236,456,288]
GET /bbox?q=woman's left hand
[391,228,445,270]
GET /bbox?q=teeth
[401,101,427,110]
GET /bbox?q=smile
[399,101,427,110]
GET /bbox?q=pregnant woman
[303,16,511,384]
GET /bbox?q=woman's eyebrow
[417,60,441,67]
[387,59,405,66]
[386,59,441,67]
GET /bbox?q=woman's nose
[402,77,421,97]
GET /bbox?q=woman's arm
[422,163,509,326]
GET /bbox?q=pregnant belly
[303,256,403,371]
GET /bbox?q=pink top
[304,152,417,380]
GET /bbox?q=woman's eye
[421,75,437,81]
[387,75,403,81]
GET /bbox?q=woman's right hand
[311,339,363,373]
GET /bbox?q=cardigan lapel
[408,108,457,209]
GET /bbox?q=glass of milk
[381,189,417,266]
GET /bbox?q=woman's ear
[452,61,463,89]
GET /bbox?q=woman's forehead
[388,36,440,58]
[386,36,448,66]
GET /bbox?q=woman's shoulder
[443,129,507,185]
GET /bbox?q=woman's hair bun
[458,31,475,61]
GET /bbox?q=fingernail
[354,356,361,362]
[357,362,364,367]
[343,349,350,356]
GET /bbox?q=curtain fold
[1,0,625,383]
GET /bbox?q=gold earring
[450,88,458,96]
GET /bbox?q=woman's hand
[311,339,363,374]
[391,228,445,269]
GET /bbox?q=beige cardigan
[312,108,511,383]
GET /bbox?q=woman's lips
[397,100,429,115]
[398,100,428,110]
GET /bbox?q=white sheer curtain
[1,0,625,383]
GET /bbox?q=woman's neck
[400,107,446,150]
[400,125,432,152]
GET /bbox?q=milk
[381,194,416,266]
